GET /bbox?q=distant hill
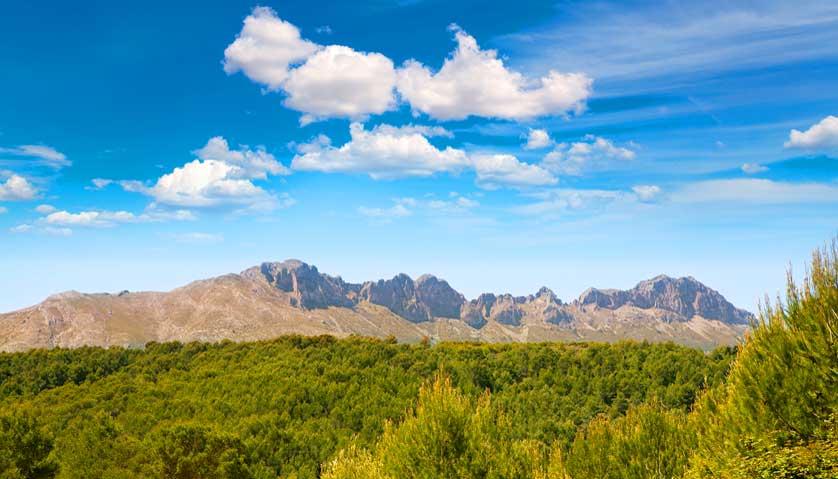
[0,260,752,351]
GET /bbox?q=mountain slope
[0,260,752,351]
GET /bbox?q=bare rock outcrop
[578,275,752,324]
[244,260,353,309]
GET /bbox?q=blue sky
[2,0,837,313]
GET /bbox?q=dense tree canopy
[0,337,732,478]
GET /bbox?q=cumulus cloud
[471,154,557,189]
[193,136,290,179]
[224,9,592,124]
[784,115,838,150]
[543,135,636,175]
[741,163,768,174]
[223,6,319,89]
[397,25,592,121]
[0,145,69,169]
[224,7,396,123]
[523,129,553,150]
[672,179,838,204]
[292,123,470,179]
[0,174,38,201]
[292,123,557,188]
[632,185,662,201]
[284,45,397,125]
[122,137,291,210]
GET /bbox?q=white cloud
[291,123,558,188]
[784,115,838,150]
[515,188,625,216]
[375,124,453,138]
[122,137,290,210]
[224,7,396,124]
[40,207,196,228]
[0,174,38,201]
[284,45,397,124]
[292,123,470,179]
[472,154,557,189]
[632,185,662,201]
[523,129,553,150]
[0,145,69,168]
[359,195,479,220]
[124,160,267,208]
[672,179,838,204]
[10,223,72,237]
[42,210,134,227]
[396,25,592,121]
[35,204,56,214]
[543,135,636,175]
[193,136,290,179]
[87,178,114,190]
[0,206,7,214]
[224,10,592,124]
[358,203,412,220]
[427,196,480,212]
[223,6,319,90]
[741,163,768,174]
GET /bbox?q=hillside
[0,260,752,352]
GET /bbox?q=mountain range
[0,260,753,352]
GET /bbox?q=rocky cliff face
[577,275,752,325]
[0,260,753,352]
[243,262,752,328]
[243,260,354,309]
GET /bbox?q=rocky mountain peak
[1,260,753,352]
[245,260,353,309]
[578,275,752,324]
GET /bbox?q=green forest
[1,242,836,478]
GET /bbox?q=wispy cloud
[504,0,838,85]
[741,163,769,174]
[0,144,69,169]
[672,179,838,204]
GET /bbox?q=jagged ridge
[0,259,753,352]
[246,260,752,327]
